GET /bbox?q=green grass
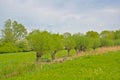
[0,51,120,80]
[0,52,36,79]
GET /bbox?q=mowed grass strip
[2,51,120,80]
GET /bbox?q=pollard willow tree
[28,30,52,62]
[63,33,75,56]
[73,33,92,53]
[86,31,101,50]
[50,34,63,61]
[100,30,115,47]
[72,33,83,54]
[75,36,90,52]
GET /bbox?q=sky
[0,0,120,34]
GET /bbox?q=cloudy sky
[0,0,120,33]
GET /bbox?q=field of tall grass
[0,49,120,80]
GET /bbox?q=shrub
[0,42,19,53]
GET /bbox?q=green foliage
[15,39,31,52]
[63,36,75,50]
[28,30,53,56]
[50,33,64,51]
[12,21,27,40]
[90,38,101,50]
[0,42,19,53]
[114,29,120,39]
[0,19,28,53]
[100,30,115,40]
[114,39,120,46]
[48,33,64,60]
[73,33,83,53]
[1,19,27,43]
[86,31,99,38]
[73,33,83,48]
[63,36,76,56]
[100,30,116,47]
[100,38,114,47]
[78,36,91,51]
[1,19,14,43]
[73,33,101,52]
[73,34,94,52]
[85,31,101,49]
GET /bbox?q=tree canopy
[1,19,27,43]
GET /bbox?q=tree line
[0,19,120,62]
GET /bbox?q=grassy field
[0,50,120,80]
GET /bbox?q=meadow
[0,49,120,80]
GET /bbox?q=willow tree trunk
[67,48,71,56]
[75,48,79,55]
[51,50,57,61]
[36,52,42,63]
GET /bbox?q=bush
[0,42,19,53]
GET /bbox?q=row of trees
[0,19,120,62]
